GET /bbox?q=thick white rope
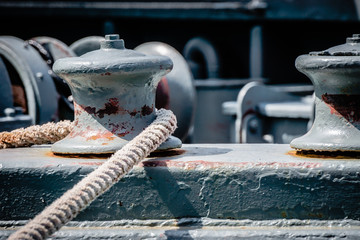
[0,120,74,149]
[7,109,177,240]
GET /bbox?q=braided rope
[0,120,74,149]
[8,109,177,240]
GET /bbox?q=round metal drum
[135,42,196,141]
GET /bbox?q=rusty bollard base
[290,34,360,152]
[51,34,181,154]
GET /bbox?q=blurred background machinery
[0,0,359,143]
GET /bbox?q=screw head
[105,34,120,41]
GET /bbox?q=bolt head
[105,34,120,40]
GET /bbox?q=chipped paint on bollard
[291,34,360,152]
[51,34,181,154]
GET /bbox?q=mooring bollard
[51,34,182,154]
[290,34,360,152]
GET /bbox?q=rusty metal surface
[291,34,360,152]
[51,34,181,154]
[1,144,359,222]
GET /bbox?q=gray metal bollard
[51,34,181,154]
[291,34,360,152]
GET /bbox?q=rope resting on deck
[6,108,177,240]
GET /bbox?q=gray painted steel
[0,36,58,125]
[1,218,360,239]
[1,144,359,222]
[193,79,252,143]
[51,34,181,154]
[232,81,313,144]
[291,34,360,152]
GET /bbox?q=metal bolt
[100,34,124,50]
[105,34,119,40]
[3,108,15,118]
[248,118,259,133]
[35,72,43,81]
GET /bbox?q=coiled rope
[7,108,177,240]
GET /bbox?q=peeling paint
[322,93,360,123]
[141,104,153,116]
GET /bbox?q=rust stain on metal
[86,131,116,141]
[287,150,360,159]
[322,93,360,123]
[72,162,104,166]
[84,106,96,115]
[76,99,151,118]
[100,72,111,76]
[141,159,321,169]
[129,109,138,117]
[73,102,83,116]
[76,98,124,119]
[141,104,153,116]
[97,98,121,118]
[108,122,135,137]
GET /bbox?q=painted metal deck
[1,143,360,239]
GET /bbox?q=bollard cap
[53,34,173,76]
[296,34,360,71]
[309,34,360,56]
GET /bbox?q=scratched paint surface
[0,144,359,169]
[1,218,360,239]
[0,144,360,221]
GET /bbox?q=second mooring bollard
[291,34,360,152]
